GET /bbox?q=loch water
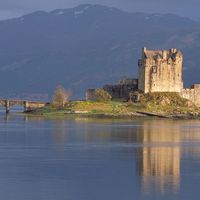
[0,112,200,200]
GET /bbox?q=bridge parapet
[0,99,49,113]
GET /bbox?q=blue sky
[0,0,199,20]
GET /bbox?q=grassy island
[27,92,200,119]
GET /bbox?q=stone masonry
[138,47,183,93]
[103,79,138,100]
[181,84,200,106]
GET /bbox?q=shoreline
[23,110,200,120]
[21,97,200,120]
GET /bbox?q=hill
[0,4,200,99]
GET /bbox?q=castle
[86,47,200,106]
[138,47,200,106]
[138,47,183,93]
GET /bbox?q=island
[23,47,200,119]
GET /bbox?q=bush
[95,89,112,102]
[141,92,189,107]
[52,85,71,108]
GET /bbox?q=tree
[95,88,112,102]
[52,85,70,108]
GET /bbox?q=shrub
[95,89,112,102]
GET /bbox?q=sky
[0,0,199,20]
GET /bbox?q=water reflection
[23,116,193,195]
[1,114,200,200]
[136,121,181,194]
[66,118,182,194]
[52,120,67,145]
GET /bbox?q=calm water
[0,113,200,200]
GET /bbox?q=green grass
[140,92,199,114]
[29,100,143,116]
[28,93,200,117]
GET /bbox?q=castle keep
[138,47,183,93]
[86,47,200,106]
[138,47,200,106]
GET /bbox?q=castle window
[152,66,157,73]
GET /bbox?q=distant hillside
[0,4,200,99]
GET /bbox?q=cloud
[0,0,199,20]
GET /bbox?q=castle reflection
[71,118,182,194]
[135,120,181,194]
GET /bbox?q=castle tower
[138,47,183,93]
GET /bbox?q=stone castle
[86,47,200,106]
[138,47,183,93]
[138,47,200,106]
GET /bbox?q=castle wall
[86,89,96,101]
[138,59,145,92]
[148,57,183,93]
[181,84,200,106]
[86,79,138,101]
[103,79,138,100]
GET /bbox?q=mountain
[0,4,200,100]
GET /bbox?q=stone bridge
[0,99,49,113]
